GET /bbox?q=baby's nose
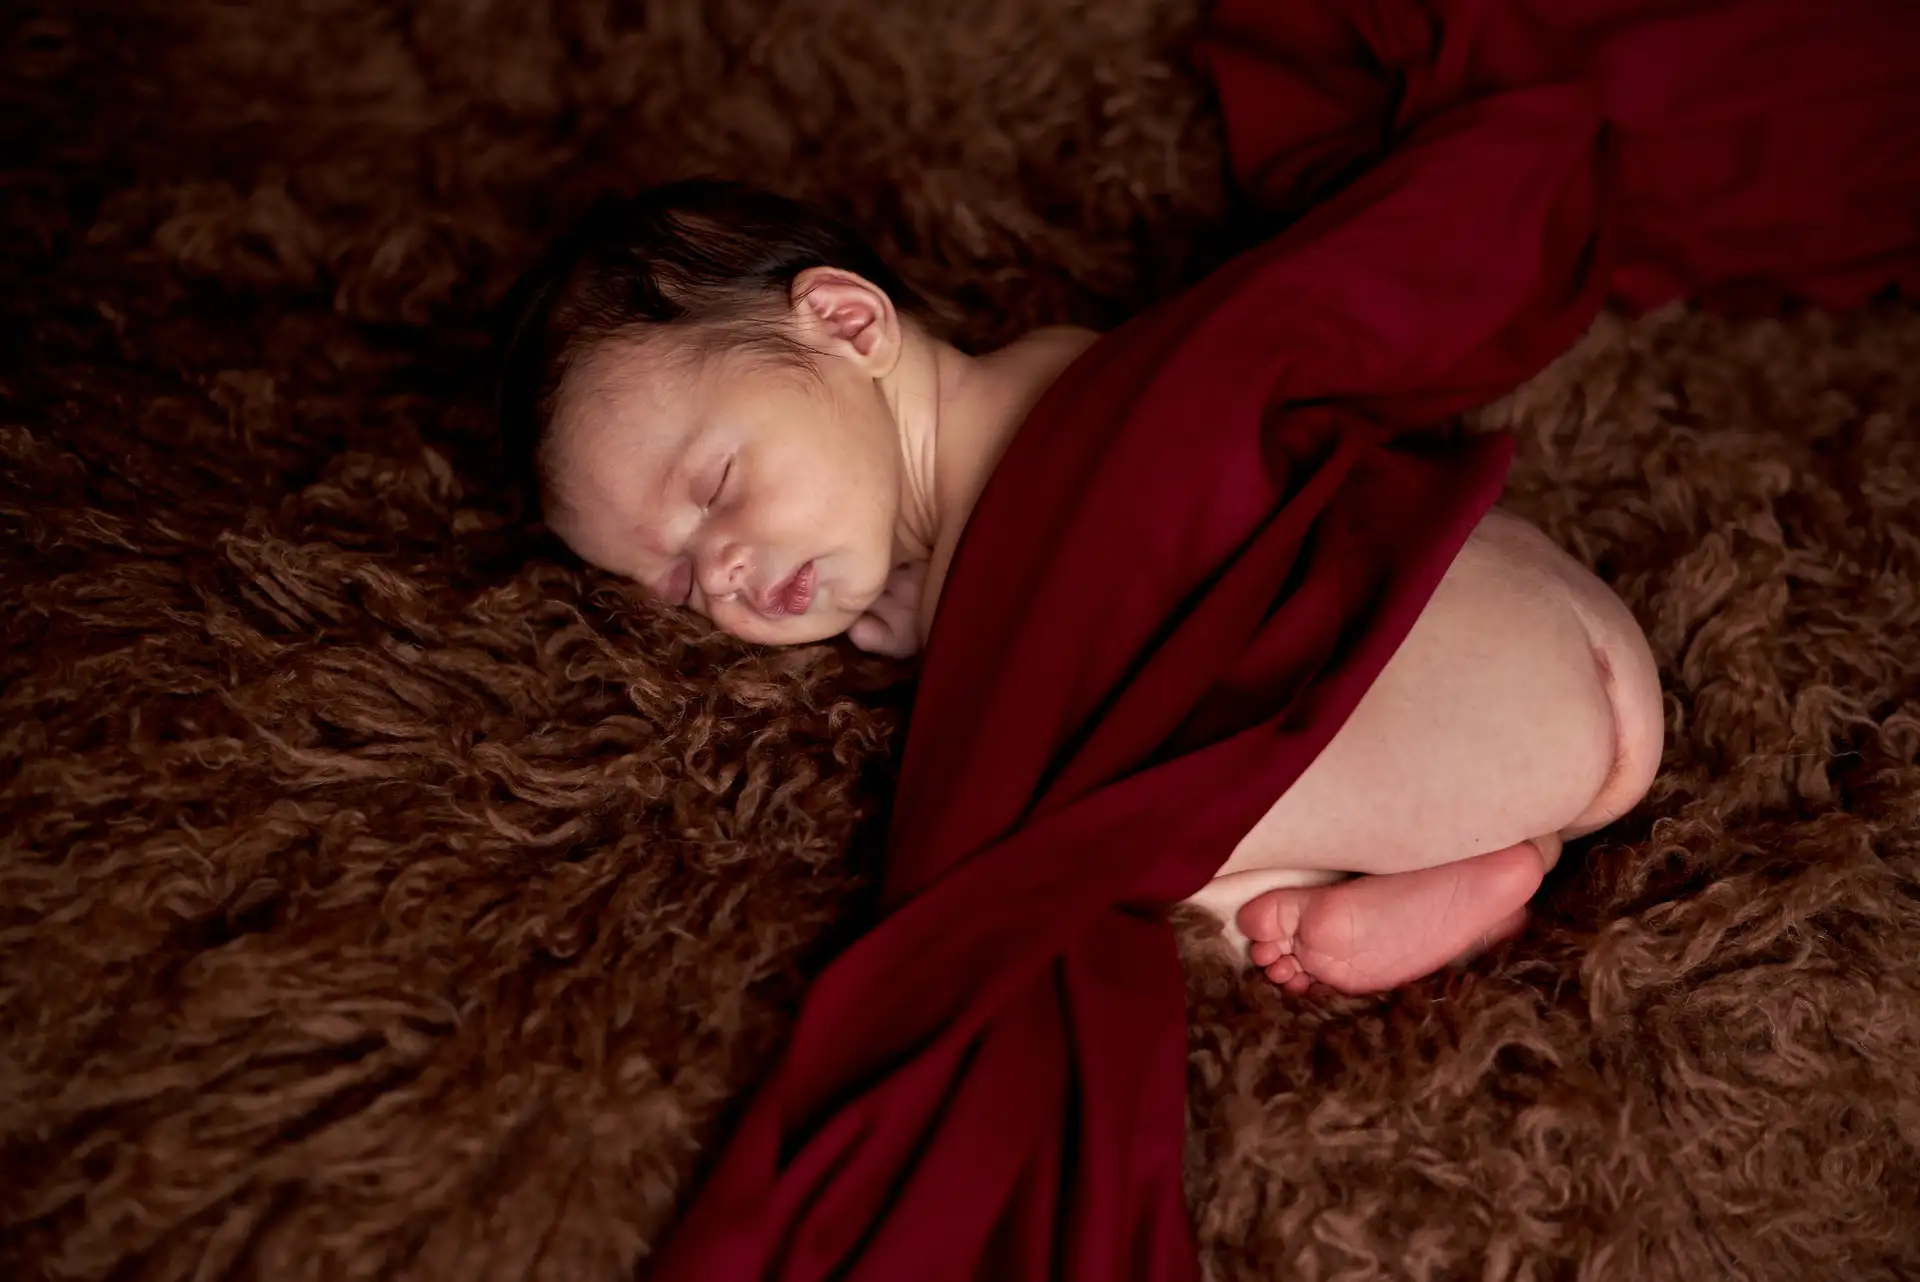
[697,544,750,598]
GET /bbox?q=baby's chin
[706,575,888,648]
[715,605,860,649]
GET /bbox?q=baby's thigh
[1216,510,1624,879]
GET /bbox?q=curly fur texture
[4,2,1918,1279]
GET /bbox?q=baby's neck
[889,325,1100,565]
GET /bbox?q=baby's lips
[781,561,818,614]
[754,561,814,616]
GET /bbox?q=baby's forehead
[559,339,699,431]
[556,337,820,453]
[539,396,674,575]
[549,348,697,475]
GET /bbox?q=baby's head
[499,181,930,645]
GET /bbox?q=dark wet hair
[495,179,925,513]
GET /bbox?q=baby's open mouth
[760,561,815,617]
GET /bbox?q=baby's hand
[848,560,927,658]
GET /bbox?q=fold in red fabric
[650,2,1920,1278]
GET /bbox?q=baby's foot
[1238,842,1545,995]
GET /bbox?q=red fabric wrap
[651,2,1920,1277]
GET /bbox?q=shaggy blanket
[5,2,1919,1280]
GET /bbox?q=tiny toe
[1265,956,1301,987]
[1282,970,1314,997]
[1237,893,1281,942]
[1249,939,1283,968]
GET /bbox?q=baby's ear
[791,267,900,373]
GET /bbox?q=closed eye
[705,458,734,510]
[660,558,694,608]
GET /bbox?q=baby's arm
[845,505,963,657]
[847,560,929,657]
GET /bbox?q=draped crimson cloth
[650,2,1920,1278]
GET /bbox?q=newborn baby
[500,181,1664,995]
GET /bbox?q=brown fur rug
[6,2,1920,1279]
